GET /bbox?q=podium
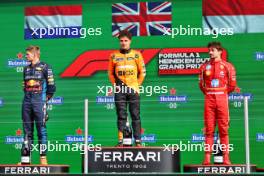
[82,147,180,173]
[257,168,264,172]
[184,164,257,174]
[0,164,69,174]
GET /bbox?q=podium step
[83,146,180,173]
[0,164,69,174]
[257,168,264,172]
[184,164,256,174]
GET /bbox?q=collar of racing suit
[119,48,131,54]
[210,58,222,63]
[205,58,228,95]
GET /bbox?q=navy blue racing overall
[22,61,56,156]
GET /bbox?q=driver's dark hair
[118,30,132,40]
[207,42,223,51]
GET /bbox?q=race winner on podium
[108,30,146,147]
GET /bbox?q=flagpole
[84,99,89,174]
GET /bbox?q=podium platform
[82,147,180,173]
[0,164,69,174]
[257,168,264,172]
[184,164,257,174]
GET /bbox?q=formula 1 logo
[60,48,227,77]
[60,49,158,77]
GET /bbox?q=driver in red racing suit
[199,42,239,165]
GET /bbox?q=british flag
[112,1,172,37]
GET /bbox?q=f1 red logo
[60,48,227,77]
[60,49,160,77]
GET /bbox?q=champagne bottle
[21,135,31,164]
[122,117,132,146]
[213,131,223,164]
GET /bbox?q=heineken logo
[7,59,30,67]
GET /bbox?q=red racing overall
[199,59,237,164]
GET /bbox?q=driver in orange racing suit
[108,30,146,147]
[199,42,238,165]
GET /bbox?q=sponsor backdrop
[0,0,264,173]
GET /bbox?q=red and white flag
[202,0,264,33]
[25,5,82,39]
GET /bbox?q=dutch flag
[24,5,82,39]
